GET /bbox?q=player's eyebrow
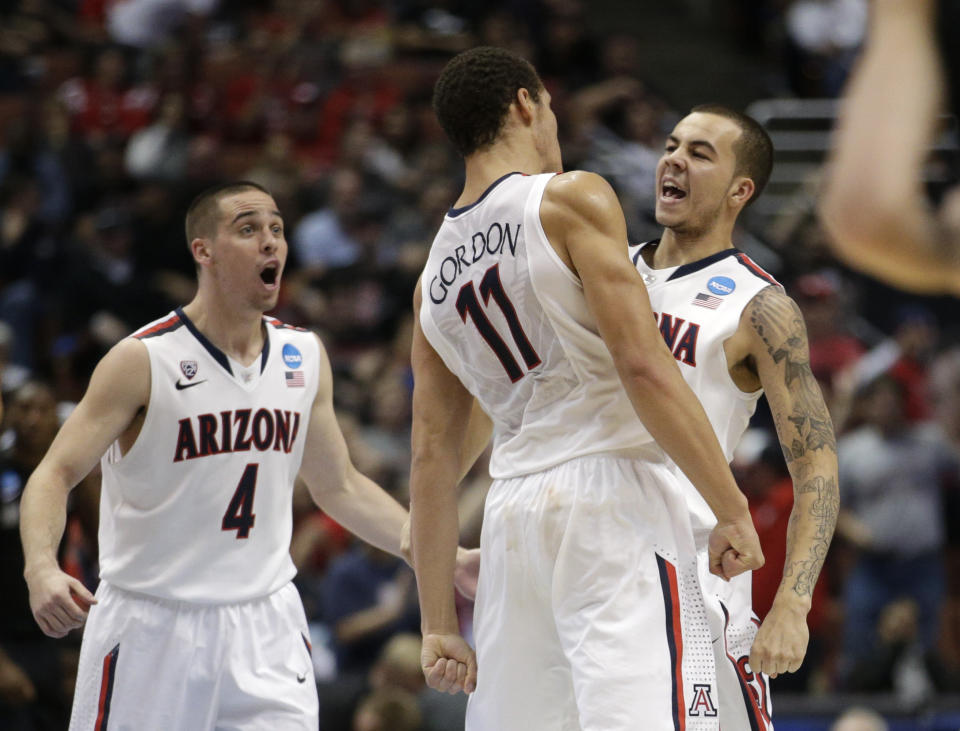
[666,135,717,156]
[231,209,284,225]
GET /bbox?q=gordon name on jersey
[427,218,522,305]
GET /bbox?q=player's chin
[654,205,681,227]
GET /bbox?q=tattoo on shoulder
[747,286,837,459]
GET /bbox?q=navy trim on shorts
[95,644,120,731]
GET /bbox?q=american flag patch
[692,292,723,309]
[285,370,305,387]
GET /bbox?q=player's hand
[0,654,36,705]
[421,632,477,695]
[749,601,809,678]
[707,514,764,580]
[454,547,480,600]
[25,565,97,639]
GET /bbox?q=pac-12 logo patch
[180,360,198,379]
[282,344,303,368]
[707,276,736,296]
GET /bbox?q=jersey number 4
[456,263,541,382]
[222,463,257,539]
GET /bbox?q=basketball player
[634,105,839,728]
[18,182,468,730]
[820,0,960,295]
[409,47,764,731]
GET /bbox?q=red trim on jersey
[266,317,308,332]
[134,313,181,339]
[734,253,780,287]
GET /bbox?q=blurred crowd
[0,1,958,729]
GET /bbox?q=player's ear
[515,87,537,125]
[730,177,755,208]
[191,237,212,267]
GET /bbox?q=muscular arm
[21,338,149,637]
[541,173,758,567]
[820,0,960,295]
[742,286,839,676]
[298,335,409,557]
[409,280,478,693]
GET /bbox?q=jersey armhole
[531,175,582,289]
[104,338,155,467]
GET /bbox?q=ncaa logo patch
[707,276,736,296]
[180,360,198,379]
[282,344,303,368]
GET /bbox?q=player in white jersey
[18,182,469,730]
[409,47,764,731]
[634,105,840,729]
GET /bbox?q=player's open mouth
[661,183,687,200]
[260,264,280,287]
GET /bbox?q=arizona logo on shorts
[180,360,198,379]
[688,684,717,717]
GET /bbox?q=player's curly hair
[433,46,543,157]
[690,104,773,207]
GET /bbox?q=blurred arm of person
[820,0,960,295]
[725,286,840,678]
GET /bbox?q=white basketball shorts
[69,581,318,731]
[465,454,720,731]
[696,543,774,730]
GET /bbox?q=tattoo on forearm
[782,476,839,597]
[748,286,839,598]
[748,287,837,459]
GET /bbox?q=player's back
[420,172,656,479]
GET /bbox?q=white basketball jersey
[98,308,319,603]
[420,172,656,479]
[632,241,780,534]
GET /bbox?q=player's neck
[655,226,734,268]
[181,296,266,367]
[457,141,549,207]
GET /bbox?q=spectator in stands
[57,45,157,144]
[850,305,939,423]
[784,0,868,97]
[294,166,382,274]
[836,375,958,685]
[0,381,93,731]
[352,687,422,731]
[320,542,420,676]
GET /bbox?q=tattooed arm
[738,285,839,678]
